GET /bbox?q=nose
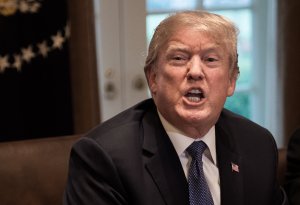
[186,56,204,81]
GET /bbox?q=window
[146,0,282,145]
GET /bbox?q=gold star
[37,41,49,57]
[30,2,41,13]
[0,0,17,16]
[21,45,35,63]
[51,31,65,49]
[0,55,10,73]
[13,54,22,72]
[19,0,29,13]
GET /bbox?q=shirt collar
[158,111,217,165]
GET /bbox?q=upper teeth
[189,89,202,94]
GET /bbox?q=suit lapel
[142,108,189,205]
[216,120,244,205]
[140,102,245,205]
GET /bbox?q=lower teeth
[187,97,201,102]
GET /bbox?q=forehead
[164,27,224,53]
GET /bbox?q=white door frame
[93,0,148,121]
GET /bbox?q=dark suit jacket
[64,99,286,205]
[285,128,300,205]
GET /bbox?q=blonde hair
[144,10,239,78]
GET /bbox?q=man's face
[148,27,237,137]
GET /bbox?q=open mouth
[185,89,205,102]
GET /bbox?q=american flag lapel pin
[231,162,239,173]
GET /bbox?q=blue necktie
[186,141,214,205]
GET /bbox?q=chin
[183,109,215,122]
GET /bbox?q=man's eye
[173,56,184,61]
[203,56,221,67]
[168,54,189,66]
[206,57,217,62]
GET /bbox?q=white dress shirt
[158,112,220,205]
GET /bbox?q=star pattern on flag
[21,46,35,63]
[13,54,22,71]
[0,55,9,73]
[52,31,64,50]
[19,1,30,13]
[37,41,49,57]
[0,0,42,16]
[28,1,41,13]
[0,23,70,73]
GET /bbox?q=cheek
[156,69,179,87]
[149,72,169,95]
[208,71,233,95]
[160,68,176,80]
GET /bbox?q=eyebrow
[165,44,223,57]
[165,44,190,53]
[166,40,222,51]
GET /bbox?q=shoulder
[217,108,277,153]
[218,108,273,138]
[77,98,157,148]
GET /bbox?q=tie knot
[186,141,207,159]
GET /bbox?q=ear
[227,69,238,97]
[146,67,158,95]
